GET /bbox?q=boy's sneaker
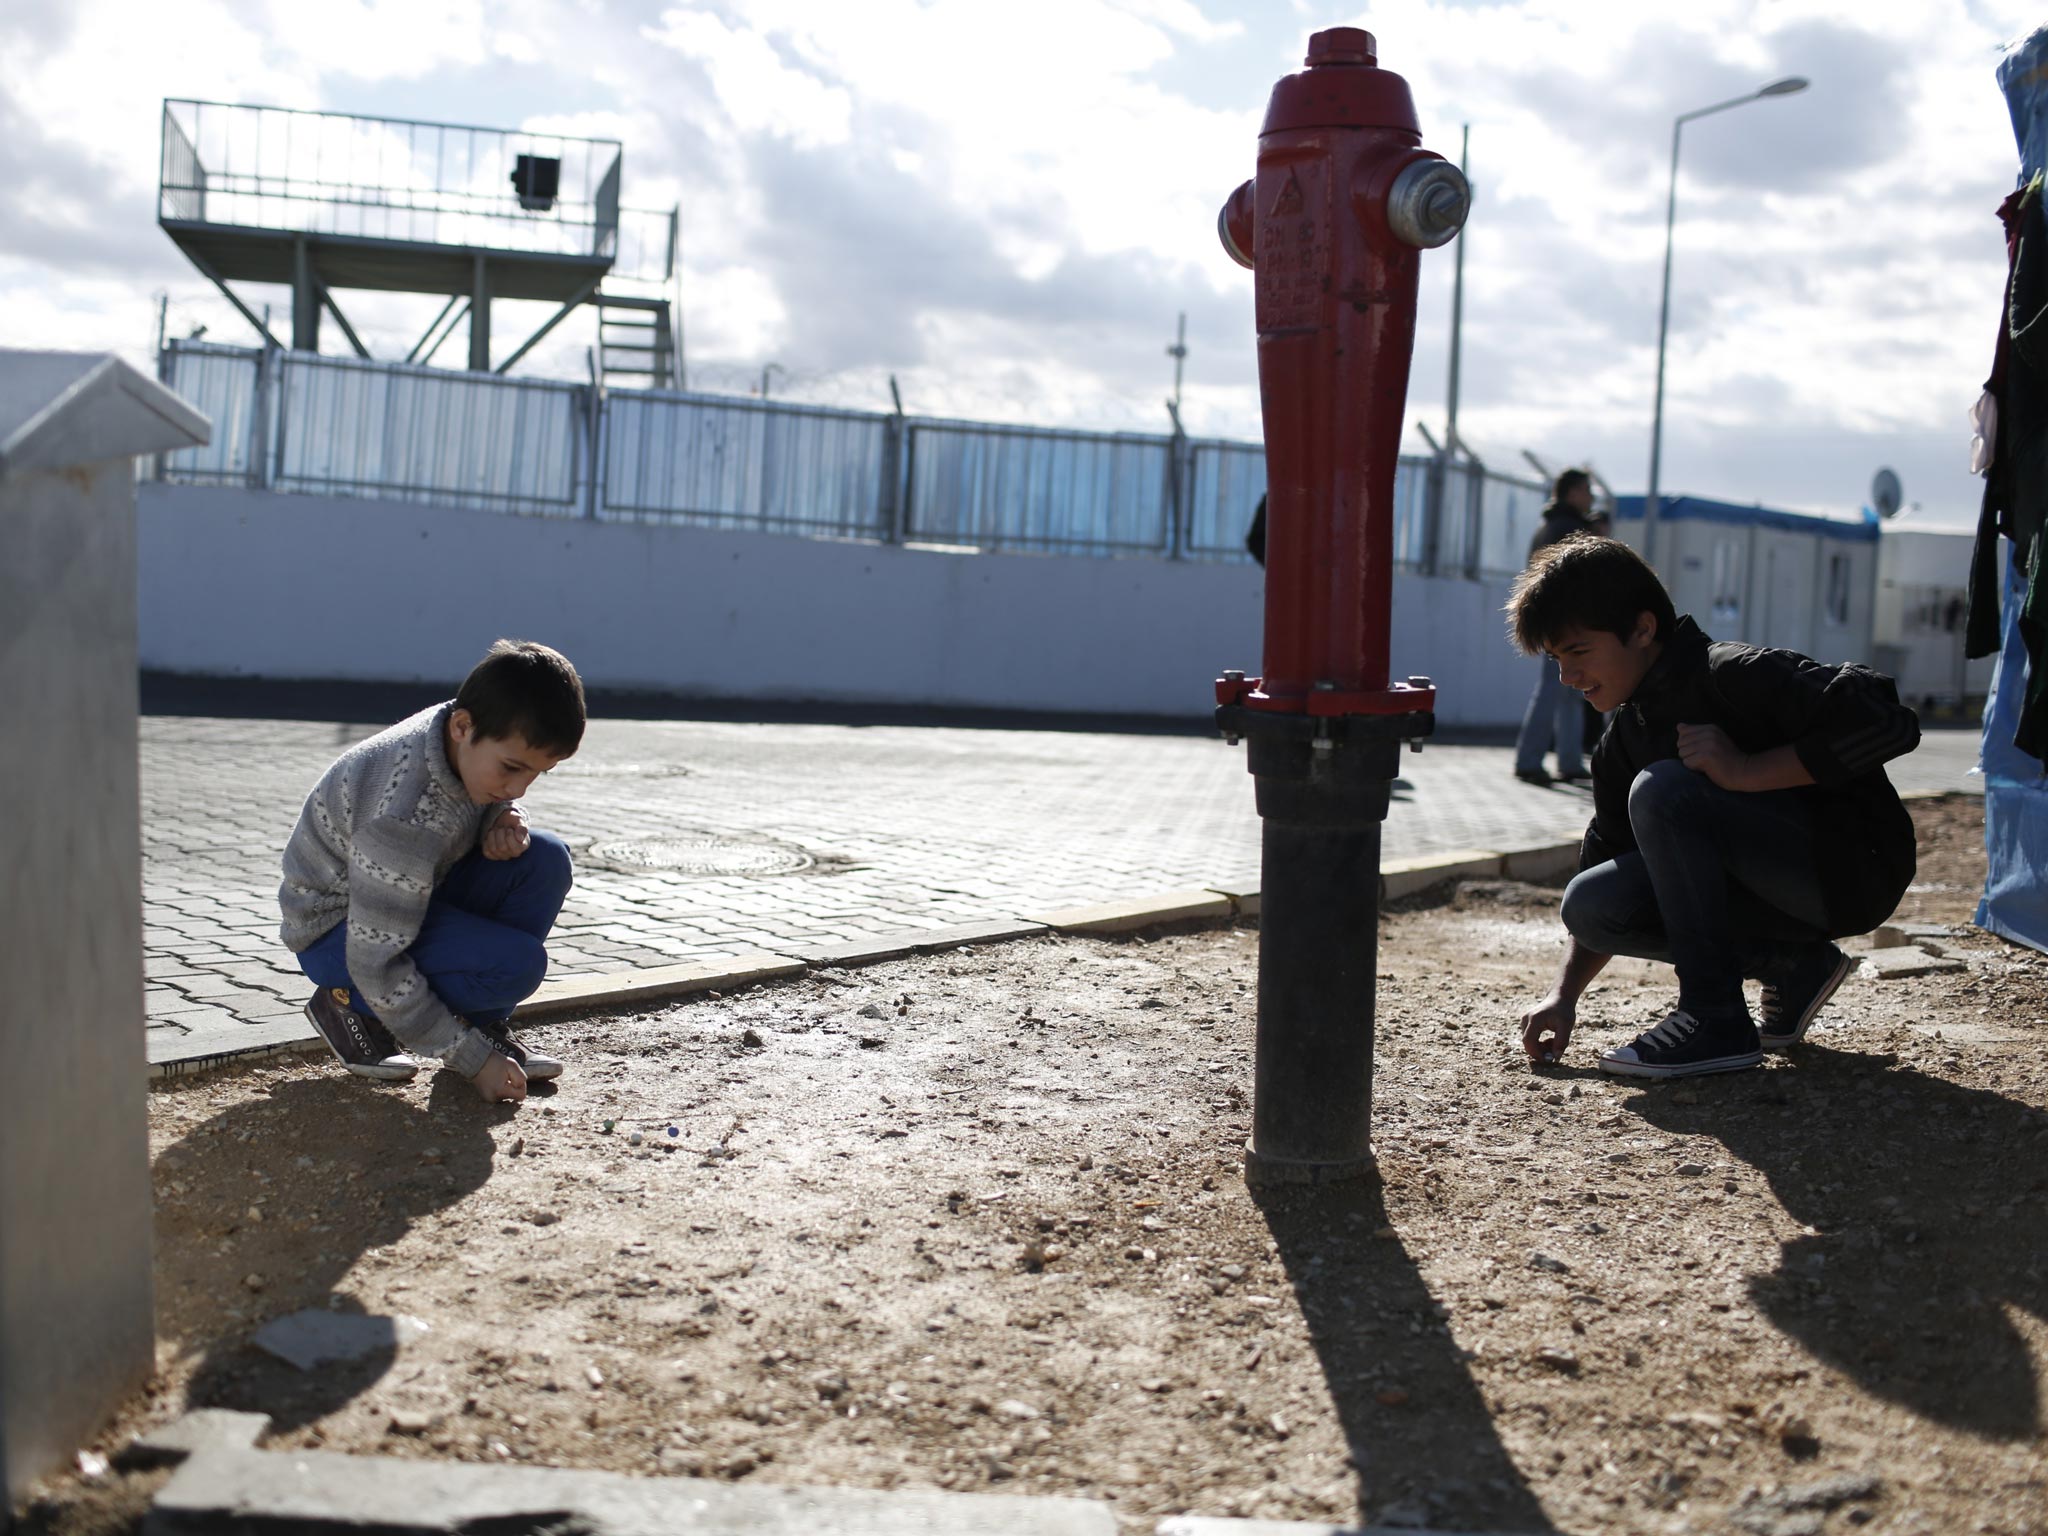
[305,987,418,1081]
[473,1018,563,1082]
[1598,1008,1763,1080]
[1759,943,1853,1051]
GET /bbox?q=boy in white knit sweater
[279,640,584,1102]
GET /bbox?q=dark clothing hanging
[1969,173,2048,760]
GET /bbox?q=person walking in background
[1513,468,1599,785]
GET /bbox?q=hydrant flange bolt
[1387,160,1470,249]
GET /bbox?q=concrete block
[518,953,805,1016]
[1495,841,1579,884]
[1859,947,1966,979]
[1028,891,1234,935]
[122,1409,270,1467]
[1379,850,1501,902]
[252,1309,431,1371]
[909,919,1051,953]
[147,1446,1120,1534]
[793,936,919,968]
[1203,879,1261,919]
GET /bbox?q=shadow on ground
[155,1072,523,1432]
[1256,1180,1556,1534]
[1630,1045,2048,1439]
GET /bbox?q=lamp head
[1758,76,1809,97]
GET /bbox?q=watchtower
[157,99,681,388]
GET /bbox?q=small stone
[722,1451,759,1478]
[529,1210,560,1227]
[1269,1412,1290,1439]
[387,1410,435,1436]
[1535,1346,1580,1373]
[76,1450,108,1480]
[628,1131,644,1146]
[1605,1151,1632,1164]
[1527,1251,1571,1273]
[1140,1215,1164,1231]
[509,1138,525,1157]
[1375,1387,1410,1407]
[741,1028,764,1048]
[1140,1378,1171,1394]
[1676,1162,1708,1177]
[1142,1247,1158,1262]
[657,1446,704,1475]
[858,1036,885,1049]
[857,1003,887,1020]
[997,1399,1040,1419]
[1077,1153,1094,1170]
[242,1273,265,1292]
[1219,1263,1245,1280]
[586,1366,605,1389]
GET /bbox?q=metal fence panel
[601,391,889,538]
[274,353,582,515]
[1474,471,1547,576]
[149,342,1551,571]
[1185,440,1266,561]
[907,422,1171,554]
[158,342,263,484]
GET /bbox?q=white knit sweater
[278,703,502,1076]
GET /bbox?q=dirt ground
[20,795,2048,1536]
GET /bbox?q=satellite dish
[1872,467,1903,519]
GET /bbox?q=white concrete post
[0,352,208,1502]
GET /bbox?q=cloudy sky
[3,0,2039,523]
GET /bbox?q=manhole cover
[587,833,813,876]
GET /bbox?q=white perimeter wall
[137,486,1534,727]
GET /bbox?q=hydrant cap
[1306,27,1376,66]
[1263,29,1419,136]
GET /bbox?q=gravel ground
[17,796,2047,1536]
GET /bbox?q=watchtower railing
[157,100,624,260]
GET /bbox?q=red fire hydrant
[1215,27,1467,1185]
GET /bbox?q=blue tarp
[1977,551,2048,950]
[1975,28,2048,956]
[1610,494,1879,543]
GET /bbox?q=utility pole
[760,362,784,399]
[1166,312,1187,413]
[1445,125,1469,460]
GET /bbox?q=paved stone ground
[140,714,1983,1069]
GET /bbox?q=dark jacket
[1581,617,1922,937]
[1529,500,1593,563]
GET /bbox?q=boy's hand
[1520,995,1576,1064]
[471,1051,528,1102]
[482,806,530,861]
[1676,723,1750,791]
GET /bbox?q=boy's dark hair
[454,639,586,754]
[1506,534,1677,656]
[1552,467,1592,503]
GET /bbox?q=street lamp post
[1644,75,1808,567]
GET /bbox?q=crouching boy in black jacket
[1512,536,1921,1079]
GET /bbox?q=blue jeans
[298,830,573,1028]
[1514,658,1586,776]
[1559,761,1830,1018]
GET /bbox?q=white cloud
[642,9,853,148]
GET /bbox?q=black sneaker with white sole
[472,1018,563,1082]
[1759,943,1853,1051]
[1598,1008,1763,1080]
[305,987,418,1081]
